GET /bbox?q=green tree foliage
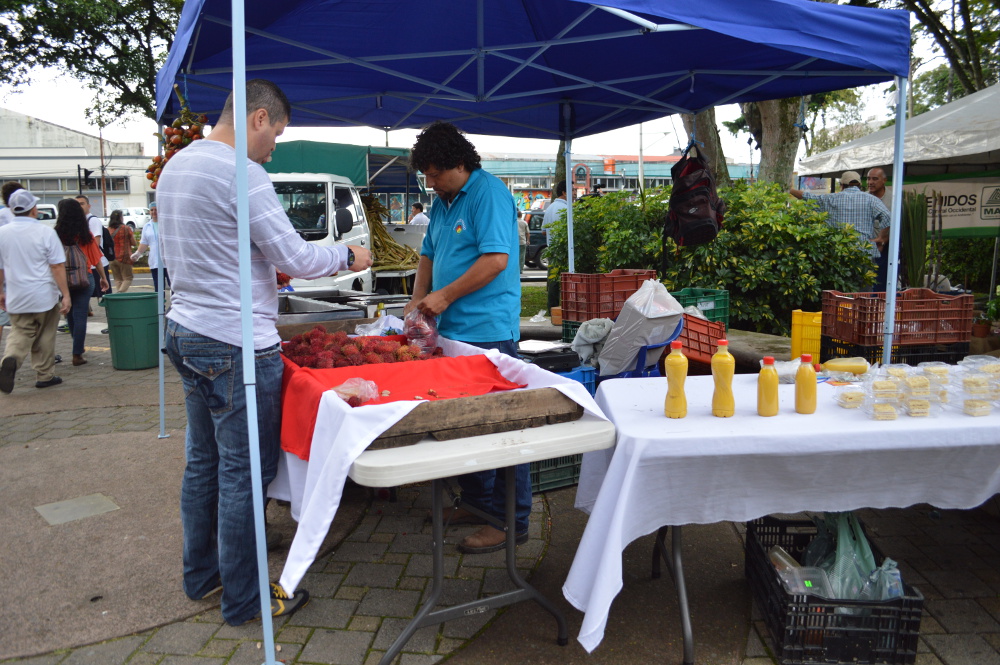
[0,0,183,123]
[546,182,874,336]
[930,237,996,294]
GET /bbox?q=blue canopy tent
[156,1,910,662]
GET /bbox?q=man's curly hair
[410,121,481,173]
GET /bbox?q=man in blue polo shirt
[405,121,524,554]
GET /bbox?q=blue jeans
[164,320,283,625]
[67,274,95,355]
[151,267,170,293]
[458,339,531,533]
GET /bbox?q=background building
[0,107,153,217]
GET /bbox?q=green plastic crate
[672,287,729,329]
[530,454,582,493]
[561,320,582,343]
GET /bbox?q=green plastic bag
[822,512,877,600]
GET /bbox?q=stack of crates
[559,269,657,342]
[671,288,729,367]
[820,288,973,364]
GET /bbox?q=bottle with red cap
[664,340,688,419]
[758,356,779,416]
[795,353,817,414]
[711,339,735,417]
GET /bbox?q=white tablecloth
[268,338,608,594]
[562,374,1000,653]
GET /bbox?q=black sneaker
[35,376,63,389]
[270,582,309,618]
[0,357,16,394]
[57,324,69,333]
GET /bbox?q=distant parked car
[35,203,58,228]
[120,207,151,229]
[522,203,550,269]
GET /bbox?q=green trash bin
[99,293,160,370]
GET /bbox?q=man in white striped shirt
[158,79,371,626]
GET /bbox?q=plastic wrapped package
[834,385,865,409]
[918,361,952,381]
[862,397,899,421]
[597,280,683,377]
[882,363,912,380]
[332,378,379,407]
[404,309,439,356]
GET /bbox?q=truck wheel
[537,250,549,270]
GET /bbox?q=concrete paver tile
[388,534,434,554]
[923,634,1000,665]
[983,633,1000,653]
[440,610,495,640]
[196,639,238,658]
[921,570,997,598]
[336,587,367,601]
[372,619,439,652]
[349,617,381,632]
[276,626,312,643]
[481,569,518,595]
[300,572,344,598]
[142,622,218,654]
[918,545,988,570]
[356,589,421,618]
[454,565,485,581]
[60,637,145,665]
[926,599,1000,633]
[299,629,374,665]
[226,641,302,665]
[382,553,410,566]
[398,654,442,665]
[981,598,1000,623]
[430,578,481,608]
[288,598,358,629]
[367,533,395,544]
[344,563,404,588]
[214,615,288,640]
[374,516,426,534]
[332,542,389,563]
[326,561,352,575]
[404,554,458,579]
[919,615,947,635]
[0,655,69,665]
[363,650,392,665]
[398,576,427,592]
[123,653,164,665]
[436,638,463,654]
[157,657,225,665]
[915,655,944,665]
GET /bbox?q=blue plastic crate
[556,365,597,396]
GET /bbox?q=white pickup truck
[269,172,374,294]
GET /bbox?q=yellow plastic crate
[791,310,822,361]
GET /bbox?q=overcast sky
[1,66,895,167]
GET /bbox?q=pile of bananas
[363,195,420,271]
[146,85,207,189]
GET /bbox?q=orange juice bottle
[757,356,779,416]
[711,339,735,417]
[664,341,688,419]
[795,353,817,414]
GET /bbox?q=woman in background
[54,198,109,366]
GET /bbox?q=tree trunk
[681,108,732,188]
[754,97,805,187]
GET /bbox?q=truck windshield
[274,182,327,240]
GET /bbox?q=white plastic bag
[597,280,683,377]
[355,315,405,336]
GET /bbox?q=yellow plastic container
[664,341,688,419]
[791,310,822,361]
[795,353,818,414]
[711,339,735,417]
[757,356,779,417]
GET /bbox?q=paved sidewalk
[1,301,999,665]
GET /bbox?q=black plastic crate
[820,335,969,365]
[745,516,923,665]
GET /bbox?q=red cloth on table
[280,353,526,460]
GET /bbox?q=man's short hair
[75,194,90,204]
[410,121,482,173]
[553,180,567,198]
[1,181,23,205]
[219,79,291,126]
[412,202,423,212]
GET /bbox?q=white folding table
[350,414,616,665]
[563,374,1000,664]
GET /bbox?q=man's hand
[59,293,71,315]
[403,298,420,316]
[346,245,373,272]
[416,290,453,317]
[0,293,6,312]
[99,277,110,292]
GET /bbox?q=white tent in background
[799,83,1000,178]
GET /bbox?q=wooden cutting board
[369,387,583,449]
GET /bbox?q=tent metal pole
[156,267,168,439]
[565,139,574,273]
[231,1,278,662]
[991,238,998,298]
[883,74,908,366]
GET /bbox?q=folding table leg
[650,525,694,665]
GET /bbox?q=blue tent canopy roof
[157,0,910,139]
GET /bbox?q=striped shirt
[157,139,348,349]
[802,186,890,257]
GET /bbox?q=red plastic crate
[560,269,657,322]
[676,314,726,365]
[821,289,973,347]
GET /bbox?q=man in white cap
[0,189,72,393]
[790,171,891,273]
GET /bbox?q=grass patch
[521,285,548,317]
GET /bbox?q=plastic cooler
[99,293,160,370]
[791,310,822,361]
